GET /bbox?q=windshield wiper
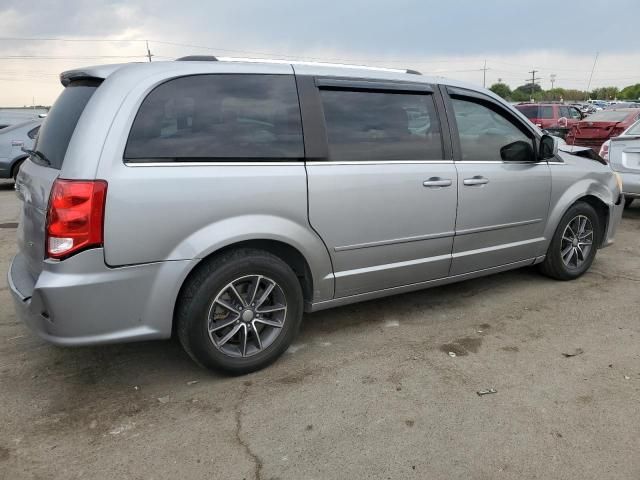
[21,147,51,166]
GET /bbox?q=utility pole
[482,59,488,88]
[146,40,153,62]
[526,69,539,101]
[585,52,599,100]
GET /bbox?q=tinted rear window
[587,111,634,122]
[34,80,99,169]
[540,106,554,119]
[516,105,538,119]
[125,74,303,161]
[516,105,554,119]
[320,89,442,161]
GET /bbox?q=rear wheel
[176,248,303,374]
[625,198,634,209]
[539,202,600,281]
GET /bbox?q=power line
[0,37,148,43]
[0,55,148,59]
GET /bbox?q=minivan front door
[300,77,458,298]
[445,90,551,276]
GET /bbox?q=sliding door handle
[463,176,489,186]
[423,177,452,188]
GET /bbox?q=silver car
[0,120,41,181]
[8,58,625,373]
[600,119,640,208]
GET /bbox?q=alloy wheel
[560,215,594,269]
[207,275,287,358]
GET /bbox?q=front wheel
[176,248,303,375]
[539,202,600,281]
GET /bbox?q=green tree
[590,86,619,100]
[619,84,640,100]
[542,88,566,101]
[511,83,543,102]
[489,82,512,99]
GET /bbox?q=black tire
[11,159,24,182]
[176,248,303,375]
[539,201,601,281]
[624,198,634,209]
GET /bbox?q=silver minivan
[8,58,625,373]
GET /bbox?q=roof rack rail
[176,55,218,62]
[405,69,422,75]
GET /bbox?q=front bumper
[8,249,193,346]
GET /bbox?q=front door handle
[463,176,489,186]
[423,177,452,188]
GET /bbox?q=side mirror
[539,134,558,160]
[500,140,536,163]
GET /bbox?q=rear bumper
[618,171,640,197]
[8,249,195,346]
[602,194,625,248]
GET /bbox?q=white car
[600,119,640,207]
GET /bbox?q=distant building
[0,108,48,128]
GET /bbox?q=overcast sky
[1,0,639,106]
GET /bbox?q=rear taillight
[46,179,108,260]
[599,141,610,162]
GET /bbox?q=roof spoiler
[59,71,100,87]
[176,55,219,62]
[59,64,127,87]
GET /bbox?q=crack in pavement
[234,385,264,480]
[588,269,640,282]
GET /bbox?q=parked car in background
[0,120,41,181]
[566,108,640,151]
[599,119,640,208]
[588,100,609,109]
[515,103,583,139]
[9,59,624,373]
[605,102,640,110]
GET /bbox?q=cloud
[1,0,639,105]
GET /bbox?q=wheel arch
[577,194,609,246]
[172,238,326,334]
[10,155,28,179]
[544,180,614,250]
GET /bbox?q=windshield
[34,79,100,169]
[585,110,632,122]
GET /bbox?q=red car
[515,103,583,138]
[566,108,640,151]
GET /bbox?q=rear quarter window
[124,74,304,161]
[34,80,100,169]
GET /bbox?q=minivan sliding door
[298,75,458,298]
